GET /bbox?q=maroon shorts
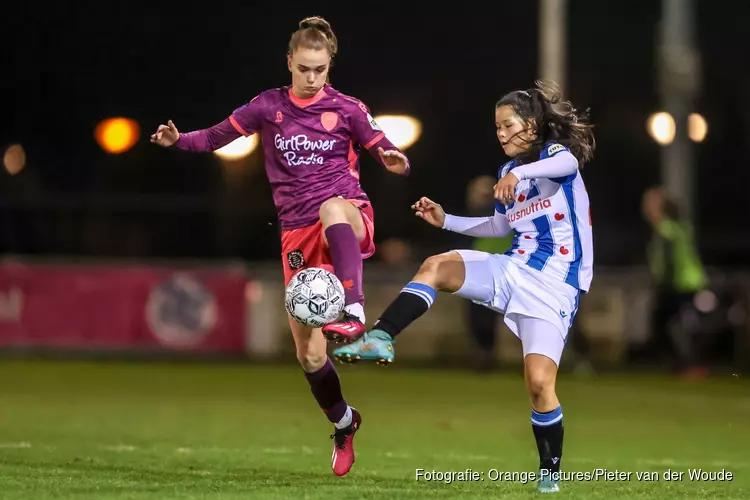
[280,199,375,285]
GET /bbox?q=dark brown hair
[496,80,596,166]
[288,16,338,60]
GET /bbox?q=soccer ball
[285,267,345,327]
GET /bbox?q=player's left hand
[494,172,521,205]
[378,147,409,174]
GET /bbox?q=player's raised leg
[334,250,492,364]
[290,315,361,476]
[518,316,565,493]
[319,197,369,343]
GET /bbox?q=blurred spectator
[378,238,413,267]
[463,176,513,372]
[1,148,44,254]
[638,186,709,377]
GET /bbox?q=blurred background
[3,4,750,499]
[1,1,749,374]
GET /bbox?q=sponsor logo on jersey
[507,198,552,223]
[274,134,337,166]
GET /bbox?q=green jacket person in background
[640,186,708,376]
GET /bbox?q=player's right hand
[411,197,445,228]
[150,120,180,147]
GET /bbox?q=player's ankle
[334,406,353,429]
[344,303,365,323]
[369,329,393,341]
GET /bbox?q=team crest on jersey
[367,113,382,131]
[321,112,338,131]
[547,143,565,156]
[287,249,306,270]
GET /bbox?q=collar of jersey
[288,85,328,108]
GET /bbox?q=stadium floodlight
[647,112,707,145]
[213,135,259,160]
[646,112,676,146]
[95,117,140,154]
[688,113,707,143]
[372,115,422,150]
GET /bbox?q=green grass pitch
[0,360,747,498]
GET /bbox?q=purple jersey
[228,85,399,230]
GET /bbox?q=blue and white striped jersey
[496,142,593,292]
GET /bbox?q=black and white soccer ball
[285,267,345,327]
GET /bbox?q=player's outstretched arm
[412,197,511,237]
[495,150,579,204]
[412,197,445,227]
[349,100,410,175]
[150,118,242,152]
[376,146,410,175]
[151,120,180,147]
[508,150,578,182]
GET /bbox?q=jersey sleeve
[347,99,410,174]
[494,162,511,214]
[540,142,570,159]
[442,211,512,238]
[348,100,386,151]
[229,94,266,136]
[540,142,577,183]
[174,118,242,152]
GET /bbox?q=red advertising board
[0,260,246,352]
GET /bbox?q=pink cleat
[322,312,366,344]
[330,408,362,477]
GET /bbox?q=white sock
[334,406,353,429]
[344,303,365,323]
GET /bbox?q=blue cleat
[332,329,395,366]
[537,471,560,493]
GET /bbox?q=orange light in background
[688,113,708,143]
[647,111,708,145]
[214,135,259,160]
[95,117,140,153]
[646,112,676,146]
[372,115,422,150]
[3,144,26,175]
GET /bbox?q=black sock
[373,281,437,338]
[531,405,564,478]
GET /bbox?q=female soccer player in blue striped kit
[334,81,596,493]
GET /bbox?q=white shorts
[453,250,580,365]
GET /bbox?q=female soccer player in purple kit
[150,16,410,476]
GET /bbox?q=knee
[319,198,349,222]
[417,253,450,278]
[296,342,327,372]
[526,371,554,404]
